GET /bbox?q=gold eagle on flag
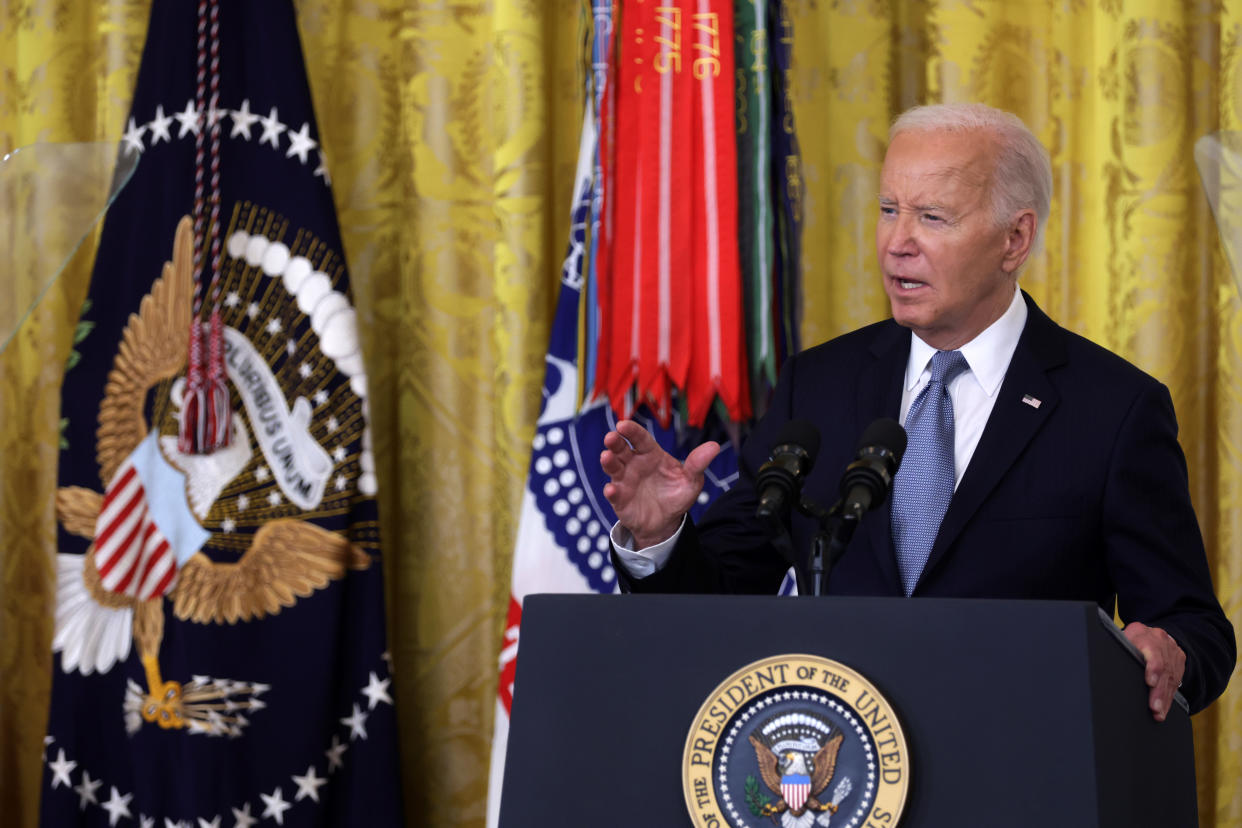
[54,216,369,735]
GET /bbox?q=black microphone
[755,420,821,521]
[838,418,906,520]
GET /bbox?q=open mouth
[891,276,926,291]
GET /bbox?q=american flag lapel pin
[1021,394,1042,409]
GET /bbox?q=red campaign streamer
[636,2,694,427]
[600,0,661,418]
[634,1,670,425]
[686,0,748,426]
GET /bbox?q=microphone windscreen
[773,419,821,465]
[857,417,906,464]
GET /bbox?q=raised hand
[600,419,722,549]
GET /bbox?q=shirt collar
[903,285,1027,395]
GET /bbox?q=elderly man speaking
[600,102,1235,721]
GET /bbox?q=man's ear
[1002,210,1036,274]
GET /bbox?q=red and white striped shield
[93,461,178,600]
[781,774,811,812]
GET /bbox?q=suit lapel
[918,293,1068,587]
[859,322,909,593]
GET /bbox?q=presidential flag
[42,2,401,826]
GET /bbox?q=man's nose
[885,213,919,257]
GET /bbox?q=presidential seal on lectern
[683,654,909,828]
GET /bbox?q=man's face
[876,128,1027,350]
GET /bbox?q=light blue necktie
[891,349,969,596]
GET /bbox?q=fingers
[601,422,719,486]
[599,445,625,479]
[683,440,722,477]
[600,482,621,515]
[601,421,647,470]
[615,418,657,452]
[600,422,653,514]
[1123,622,1186,722]
[599,469,629,511]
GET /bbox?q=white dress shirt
[612,284,1028,576]
[900,284,1027,489]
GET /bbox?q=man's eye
[923,213,943,222]
[879,206,896,216]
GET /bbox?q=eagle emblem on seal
[749,714,854,828]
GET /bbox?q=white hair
[891,103,1052,255]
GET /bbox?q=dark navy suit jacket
[617,293,1235,713]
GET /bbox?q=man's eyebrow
[876,195,953,213]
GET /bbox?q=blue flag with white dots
[41,1,402,825]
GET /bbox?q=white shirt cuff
[610,515,687,578]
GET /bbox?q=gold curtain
[1,1,1239,827]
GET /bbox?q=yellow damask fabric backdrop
[1,2,1239,827]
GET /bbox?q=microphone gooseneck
[754,420,821,523]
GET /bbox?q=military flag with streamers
[589,0,801,427]
[486,1,801,824]
[42,1,402,826]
